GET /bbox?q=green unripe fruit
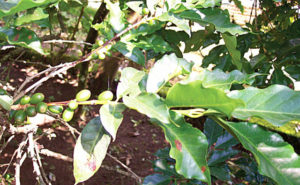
[26,106,37,117]
[62,108,74,122]
[9,110,16,121]
[20,95,31,105]
[30,93,45,104]
[48,105,63,114]
[142,8,150,15]
[14,110,26,124]
[91,53,99,60]
[0,89,7,95]
[98,52,106,60]
[97,40,104,46]
[68,100,78,110]
[98,90,113,101]
[36,102,48,113]
[76,89,91,102]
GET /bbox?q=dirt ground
[0,62,167,185]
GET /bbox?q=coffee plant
[1,0,300,184]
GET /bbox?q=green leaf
[166,80,244,116]
[0,27,44,54]
[100,103,126,141]
[209,165,230,181]
[126,1,143,15]
[143,174,171,185]
[178,8,245,35]
[73,117,111,184]
[117,67,146,99]
[232,0,244,13]
[208,147,239,166]
[147,53,193,93]
[105,0,125,33]
[153,111,211,184]
[123,93,170,124]
[158,12,191,35]
[223,121,300,185]
[222,33,242,70]
[113,41,145,66]
[133,34,173,53]
[190,69,258,91]
[0,94,13,111]
[215,132,239,150]
[204,118,223,147]
[15,7,48,26]
[229,85,300,126]
[0,0,58,18]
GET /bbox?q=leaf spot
[175,140,182,152]
[86,160,96,171]
[201,166,206,173]
[14,34,19,41]
[28,35,32,40]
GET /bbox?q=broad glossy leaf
[15,7,48,26]
[190,69,258,91]
[0,0,58,18]
[249,117,300,138]
[209,165,230,181]
[153,111,211,184]
[208,147,239,166]
[105,0,125,33]
[158,12,190,35]
[204,118,223,147]
[0,94,13,111]
[133,34,173,53]
[223,121,300,185]
[166,80,244,116]
[229,85,300,126]
[73,117,111,184]
[0,27,44,54]
[114,41,145,66]
[215,131,239,149]
[100,103,126,141]
[117,67,146,99]
[179,8,245,35]
[222,33,242,70]
[147,53,193,93]
[143,174,171,185]
[123,93,170,124]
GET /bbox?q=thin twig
[0,125,6,142]
[43,40,93,46]
[0,135,15,155]
[14,136,28,185]
[70,6,85,41]
[28,132,46,185]
[34,143,52,185]
[39,148,73,162]
[107,153,142,183]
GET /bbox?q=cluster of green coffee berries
[9,89,114,125]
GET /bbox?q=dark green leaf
[215,131,239,149]
[0,27,44,54]
[153,111,211,184]
[223,121,300,185]
[0,0,58,18]
[229,85,300,126]
[208,147,239,166]
[158,12,190,35]
[133,34,173,53]
[222,33,242,70]
[114,41,145,66]
[73,117,111,184]
[204,118,223,147]
[209,165,231,181]
[143,174,171,185]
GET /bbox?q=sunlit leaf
[0,94,13,111]
[73,117,111,184]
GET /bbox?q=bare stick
[107,153,142,183]
[43,40,93,46]
[28,132,46,185]
[14,136,29,185]
[39,148,73,162]
[34,143,52,185]
[0,135,15,155]
[0,125,6,142]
